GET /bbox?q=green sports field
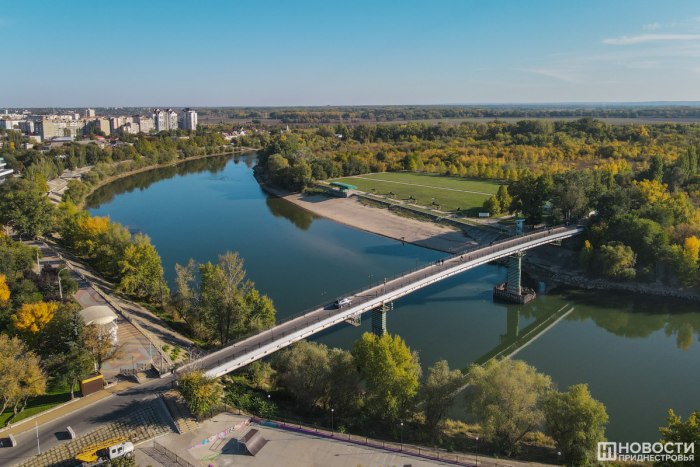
[333,172,503,212]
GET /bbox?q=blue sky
[2,0,700,106]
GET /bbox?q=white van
[334,298,352,308]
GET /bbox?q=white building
[85,108,96,118]
[153,108,178,132]
[179,108,198,130]
[79,305,119,345]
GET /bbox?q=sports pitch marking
[347,175,494,196]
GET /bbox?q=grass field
[0,391,71,427]
[333,172,502,212]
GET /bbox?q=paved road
[2,376,174,466]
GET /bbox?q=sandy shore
[281,192,474,253]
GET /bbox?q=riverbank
[64,147,258,208]
[259,179,474,254]
[257,175,700,303]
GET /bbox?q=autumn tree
[352,332,421,422]
[0,334,46,419]
[543,384,608,465]
[595,241,637,281]
[117,233,169,302]
[177,370,222,419]
[84,323,121,371]
[12,301,59,334]
[464,359,553,455]
[495,185,512,213]
[0,274,9,304]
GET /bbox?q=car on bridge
[334,297,352,308]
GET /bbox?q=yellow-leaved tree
[12,301,59,333]
[0,274,10,304]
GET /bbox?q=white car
[334,298,352,308]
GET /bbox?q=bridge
[190,225,584,378]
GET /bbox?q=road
[2,377,173,466]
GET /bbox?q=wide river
[88,153,700,442]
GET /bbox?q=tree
[483,196,501,215]
[117,233,169,302]
[423,360,467,440]
[0,179,55,238]
[177,371,222,419]
[0,274,9,303]
[12,301,59,334]
[38,303,93,397]
[464,359,553,455]
[657,409,699,467]
[84,323,121,371]
[543,384,608,465]
[274,341,332,411]
[0,334,46,419]
[495,185,512,213]
[352,332,421,422]
[175,252,276,345]
[596,241,636,281]
[508,175,553,225]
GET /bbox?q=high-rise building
[85,108,96,118]
[153,108,178,132]
[133,115,155,133]
[180,108,198,130]
[94,118,110,135]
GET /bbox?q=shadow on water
[86,154,243,208]
[265,196,317,231]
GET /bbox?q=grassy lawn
[0,391,72,427]
[333,172,502,212]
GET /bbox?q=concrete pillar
[372,305,389,336]
[506,252,523,296]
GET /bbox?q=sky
[3,0,700,107]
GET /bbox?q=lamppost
[400,421,404,451]
[331,408,335,436]
[475,436,479,466]
[57,267,68,300]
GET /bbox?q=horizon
[2,0,700,106]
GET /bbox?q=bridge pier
[493,252,536,304]
[500,309,521,343]
[372,302,392,336]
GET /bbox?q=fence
[151,440,196,467]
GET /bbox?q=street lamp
[331,408,335,436]
[475,436,479,466]
[400,422,404,451]
[57,267,68,300]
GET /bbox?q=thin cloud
[643,23,660,31]
[602,34,700,45]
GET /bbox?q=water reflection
[86,155,238,208]
[265,196,316,231]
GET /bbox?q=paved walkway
[40,239,194,370]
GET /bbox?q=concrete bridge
[189,225,584,378]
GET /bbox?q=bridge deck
[189,225,584,378]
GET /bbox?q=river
[87,153,700,442]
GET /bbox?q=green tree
[352,332,421,422]
[464,359,553,455]
[0,180,55,238]
[495,185,512,213]
[274,341,332,411]
[423,360,467,440]
[117,234,169,302]
[596,241,637,281]
[657,409,700,467]
[483,196,501,215]
[543,384,608,465]
[177,371,222,419]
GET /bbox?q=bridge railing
[190,225,583,369]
